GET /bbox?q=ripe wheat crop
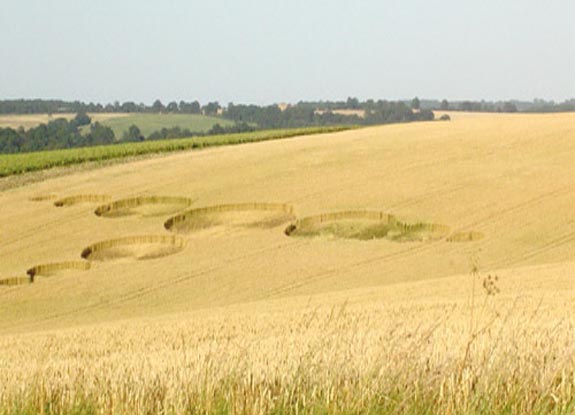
[0,272,573,414]
[0,113,574,414]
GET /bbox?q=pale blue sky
[1,0,573,104]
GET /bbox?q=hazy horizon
[1,0,573,105]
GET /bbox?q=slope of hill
[1,113,574,328]
[0,113,573,413]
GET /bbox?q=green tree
[121,102,139,113]
[87,122,115,145]
[208,123,225,135]
[122,125,144,142]
[72,111,91,127]
[179,101,195,113]
[411,97,421,110]
[152,99,165,113]
[0,128,24,153]
[167,101,179,112]
[202,102,221,116]
[346,97,359,109]
[440,99,449,110]
[190,100,201,114]
[502,101,518,113]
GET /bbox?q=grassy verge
[2,386,573,415]
[0,126,354,178]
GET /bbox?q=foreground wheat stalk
[0,286,573,415]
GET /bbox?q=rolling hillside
[1,112,574,327]
[0,113,573,413]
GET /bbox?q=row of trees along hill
[0,98,437,154]
[421,98,575,113]
[0,98,433,123]
[433,99,518,112]
[0,112,259,153]
[1,97,574,116]
[0,113,114,154]
[0,99,220,115]
[224,100,433,129]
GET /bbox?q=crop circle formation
[446,231,485,242]
[26,261,91,280]
[81,235,187,262]
[0,276,32,287]
[164,203,295,233]
[95,196,193,218]
[284,211,451,242]
[54,194,112,207]
[29,194,58,202]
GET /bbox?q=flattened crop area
[81,235,187,262]
[0,114,574,330]
[284,211,453,241]
[165,203,296,233]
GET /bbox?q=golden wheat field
[0,113,574,414]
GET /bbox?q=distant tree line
[421,98,575,113]
[522,99,575,113]
[0,98,438,154]
[433,100,519,113]
[0,112,256,153]
[311,97,520,113]
[225,104,324,129]
[1,97,573,117]
[7,94,571,155]
[364,100,434,123]
[0,99,220,115]
[224,100,433,129]
[302,97,575,114]
[0,112,115,153]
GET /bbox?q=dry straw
[0,288,572,414]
